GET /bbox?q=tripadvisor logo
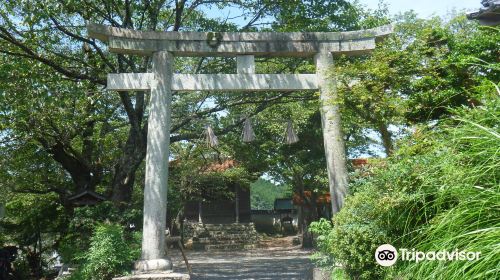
[375,244,481,267]
[375,244,398,266]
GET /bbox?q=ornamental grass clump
[399,96,500,280]
[310,93,499,279]
[69,223,139,280]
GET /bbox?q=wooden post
[198,201,203,224]
[235,186,240,223]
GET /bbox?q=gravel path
[168,246,314,280]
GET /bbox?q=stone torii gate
[87,23,391,279]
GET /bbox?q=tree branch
[0,26,106,85]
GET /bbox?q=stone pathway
[168,246,314,280]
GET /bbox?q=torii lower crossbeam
[107,73,318,91]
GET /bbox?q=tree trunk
[292,171,319,248]
[110,126,147,204]
[297,204,304,235]
[301,192,319,248]
[378,123,394,156]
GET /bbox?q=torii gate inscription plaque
[87,23,392,278]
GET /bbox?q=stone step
[185,223,259,251]
[194,229,256,235]
[199,223,256,230]
[206,244,257,250]
[194,228,257,234]
[193,238,258,245]
[197,230,257,236]
[192,236,259,243]
[199,226,256,231]
[201,227,256,232]
[194,236,258,243]
[196,244,257,251]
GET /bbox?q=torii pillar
[88,24,392,279]
[138,51,173,269]
[315,51,348,214]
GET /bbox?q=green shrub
[311,93,499,279]
[58,201,143,267]
[398,97,500,280]
[70,223,140,280]
[311,184,405,279]
[309,218,335,268]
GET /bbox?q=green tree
[250,178,291,210]
[335,13,499,156]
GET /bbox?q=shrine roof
[169,158,238,173]
[203,159,238,172]
[467,1,500,26]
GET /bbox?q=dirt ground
[167,236,314,280]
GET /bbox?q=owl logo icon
[375,244,398,266]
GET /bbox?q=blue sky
[360,0,480,18]
[203,0,482,28]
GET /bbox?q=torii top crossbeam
[88,24,392,92]
[88,23,392,57]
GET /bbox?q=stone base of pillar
[312,267,331,280]
[113,258,190,280]
[133,258,173,274]
[113,272,190,280]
